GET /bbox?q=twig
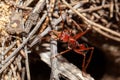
[77,3,115,13]
[30,26,51,47]
[46,0,56,26]
[92,13,108,24]
[93,27,120,42]
[24,12,39,33]
[59,62,94,80]
[39,17,49,33]
[24,45,31,80]
[16,40,26,58]
[68,1,83,14]
[0,56,15,73]
[61,0,120,39]
[25,0,46,33]
[6,1,32,10]
[50,39,59,80]
[32,0,46,13]
[40,51,94,80]
[1,40,5,66]
[21,67,25,80]
[24,0,34,6]
[110,0,114,18]
[0,12,47,74]
[59,1,88,9]
[3,12,47,64]
[52,13,67,26]
[10,64,17,79]
[102,0,106,6]
[48,1,60,78]
[115,0,119,21]
[8,69,12,79]
[15,55,22,72]
[2,42,16,56]
[17,72,21,80]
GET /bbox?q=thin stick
[2,42,16,56]
[77,3,120,13]
[50,39,59,80]
[24,0,34,6]
[3,12,47,64]
[21,67,25,80]
[16,40,26,58]
[48,0,56,26]
[39,17,49,33]
[6,1,32,10]
[0,56,15,73]
[110,0,114,18]
[25,0,46,33]
[93,27,120,42]
[29,26,51,47]
[24,46,31,80]
[61,0,120,38]
[32,0,46,13]
[40,51,94,80]
[10,64,17,79]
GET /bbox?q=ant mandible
[52,28,94,72]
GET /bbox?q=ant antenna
[58,1,65,39]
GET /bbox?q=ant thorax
[59,31,70,42]
[68,38,78,49]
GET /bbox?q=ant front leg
[51,48,72,59]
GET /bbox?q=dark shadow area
[58,41,107,80]
[87,48,107,80]
[28,53,51,80]
[29,41,107,80]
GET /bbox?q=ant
[50,2,94,72]
[51,28,94,72]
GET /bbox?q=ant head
[58,30,70,42]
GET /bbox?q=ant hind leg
[82,54,87,73]
[85,47,94,70]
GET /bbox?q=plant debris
[0,0,120,80]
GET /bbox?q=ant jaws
[50,55,58,59]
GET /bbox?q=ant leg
[74,50,87,72]
[85,47,94,70]
[82,54,86,72]
[73,28,91,40]
[74,47,94,71]
[51,48,72,58]
[75,47,94,52]
[71,18,83,32]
